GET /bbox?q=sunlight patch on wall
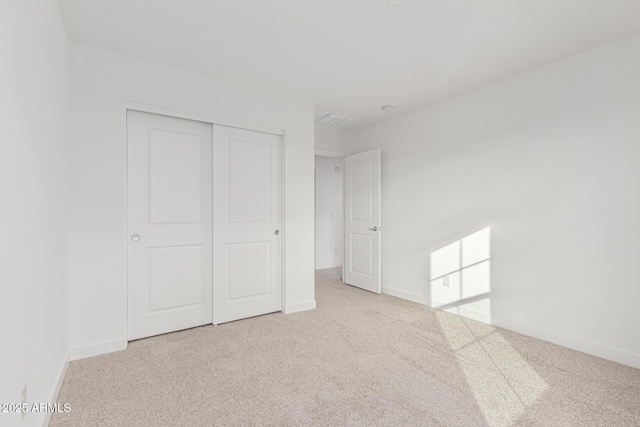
[430,227,491,320]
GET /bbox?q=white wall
[67,44,315,359]
[0,1,69,426]
[347,32,640,368]
[315,156,343,269]
[315,126,347,155]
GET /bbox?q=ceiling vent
[315,113,353,128]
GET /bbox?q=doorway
[314,148,382,293]
[314,155,344,272]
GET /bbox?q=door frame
[125,102,286,339]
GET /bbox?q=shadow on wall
[430,227,549,426]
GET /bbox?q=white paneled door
[213,125,283,324]
[127,111,213,340]
[344,148,381,293]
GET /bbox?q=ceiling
[57,0,640,130]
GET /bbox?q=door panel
[127,110,213,340]
[146,245,204,312]
[213,125,283,324]
[227,242,271,300]
[350,233,373,275]
[350,160,373,220]
[228,139,271,223]
[344,149,381,293]
[148,130,203,223]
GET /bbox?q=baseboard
[42,350,70,427]
[430,298,492,324]
[382,286,429,305]
[315,262,343,270]
[69,337,127,361]
[386,289,640,370]
[488,315,640,369]
[283,300,316,315]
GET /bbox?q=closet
[126,110,282,340]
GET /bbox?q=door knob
[368,226,378,232]
[274,230,280,235]
[131,234,141,242]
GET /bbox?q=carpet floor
[51,268,640,426]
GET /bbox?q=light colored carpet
[51,268,640,426]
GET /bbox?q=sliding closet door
[213,125,283,324]
[127,110,213,340]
